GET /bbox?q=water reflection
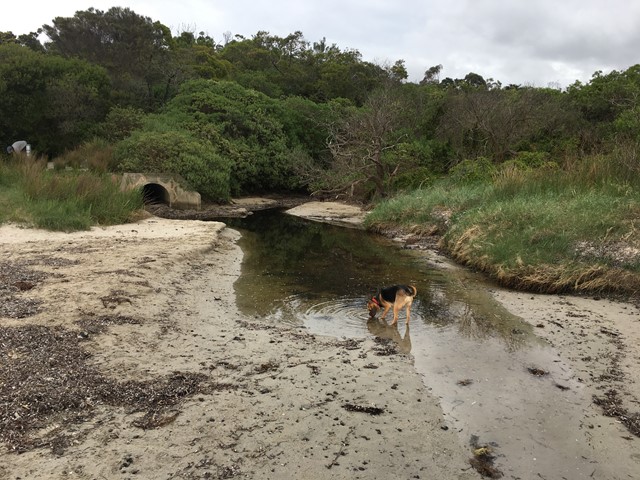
[367,319,412,354]
[226,209,599,479]
[228,209,533,352]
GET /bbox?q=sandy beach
[1,205,639,479]
[0,216,478,479]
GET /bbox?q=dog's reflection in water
[366,317,412,354]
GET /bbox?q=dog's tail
[403,285,417,297]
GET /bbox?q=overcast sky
[2,1,638,88]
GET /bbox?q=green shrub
[114,130,232,202]
[449,157,497,184]
[0,160,143,231]
[390,167,435,192]
[52,138,116,173]
[99,106,146,142]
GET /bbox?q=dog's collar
[371,296,380,306]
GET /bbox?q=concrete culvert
[142,183,170,206]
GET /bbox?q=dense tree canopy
[0,43,110,155]
[42,7,177,110]
[2,6,640,202]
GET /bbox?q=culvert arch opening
[142,183,170,206]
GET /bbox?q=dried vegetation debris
[75,314,142,335]
[0,260,48,318]
[468,435,503,478]
[334,338,363,350]
[575,240,640,268]
[0,323,210,453]
[593,389,640,438]
[342,403,384,415]
[372,337,399,356]
[587,323,640,437]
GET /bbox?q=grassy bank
[365,155,640,295]
[0,158,143,231]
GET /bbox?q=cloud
[2,0,639,88]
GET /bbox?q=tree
[0,43,111,155]
[314,83,409,200]
[568,65,640,124]
[42,7,175,110]
[388,60,408,82]
[0,31,44,51]
[219,31,392,105]
[437,87,572,163]
[421,64,443,85]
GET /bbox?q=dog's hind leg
[390,303,402,326]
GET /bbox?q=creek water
[228,210,597,479]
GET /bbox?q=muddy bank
[0,218,477,479]
[146,195,309,220]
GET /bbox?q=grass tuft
[366,153,640,295]
[0,158,143,231]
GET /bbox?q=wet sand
[490,289,640,479]
[1,202,639,479]
[0,217,477,479]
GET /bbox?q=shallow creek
[228,210,598,479]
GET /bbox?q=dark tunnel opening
[142,183,170,206]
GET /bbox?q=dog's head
[367,297,380,318]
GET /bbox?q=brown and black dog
[367,285,417,326]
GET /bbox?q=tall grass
[0,158,143,231]
[52,138,116,172]
[365,181,492,232]
[366,152,640,294]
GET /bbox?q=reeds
[366,151,640,295]
[0,156,143,231]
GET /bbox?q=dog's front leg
[380,304,391,321]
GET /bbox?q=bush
[52,138,116,173]
[0,160,143,231]
[99,106,146,142]
[449,157,497,183]
[114,130,232,202]
[164,79,307,195]
[390,167,435,192]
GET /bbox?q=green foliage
[42,7,176,110]
[0,159,143,231]
[114,129,232,202]
[367,153,640,292]
[0,43,111,156]
[277,96,334,163]
[507,151,551,169]
[163,79,307,194]
[389,167,435,192]
[219,31,390,104]
[449,157,497,183]
[437,87,572,163]
[567,65,640,124]
[52,138,116,173]
[365,181,490,229]
[99,107,146,142]
[444,189,632,268]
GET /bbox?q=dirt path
[0,218,479,479]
